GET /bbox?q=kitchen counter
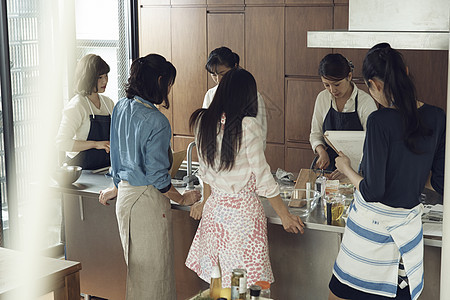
[57,171,443,244]
[53,171,443,300]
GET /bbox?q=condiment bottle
[315,169,327,196]
[231,269,244,300]
[255,281,271,298]
[249,284,261,300]
[210,265,222,299]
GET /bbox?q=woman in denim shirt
[108,54,201,299]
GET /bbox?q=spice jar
[249,284,261,300]
[231,269,245,300]
[255,281,270,298]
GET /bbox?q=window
[1,0,131,251]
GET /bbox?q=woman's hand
[315,146,330,170]
[99,186,118,206]
[335,151,352,175]
[280,213,305,234]
[181,190,201,206]
[190,201,205,220]
[95,141,111,153]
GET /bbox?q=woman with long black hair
[185,68,304,288]
[328,43,445,300]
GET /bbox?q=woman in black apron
[56,54,115,170]
[309,53,378,172]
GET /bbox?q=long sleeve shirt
[110,96,172,192]
[203,85,268,150]
[309,84,377,153]
[359,104,445,208]
[197,117,278,198]
[56,94,114,158]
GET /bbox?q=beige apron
[116,181,176,300]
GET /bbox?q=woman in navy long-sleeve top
[328,43,445,300]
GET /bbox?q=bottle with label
[210,265,222,299]
[231,269,244,300]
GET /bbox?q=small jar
[255,281,270,298]
[249,284,261,300]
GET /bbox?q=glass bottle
[315,169,327,207]
[210,265,222,299]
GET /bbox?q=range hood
[307,0,449,50]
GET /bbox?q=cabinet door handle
[78,196,84,221]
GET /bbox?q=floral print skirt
[185,173,274,287]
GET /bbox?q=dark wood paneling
[286,79,324,142]
[245,0,284,4]
[139,7,173,131]
[173,135,198,162]
[333,4,366,79]
[265,143,285,171]
[285,145,316,172]
[171,8,207,135]
[333,5,448,110]
[207,12,245,89]
[285,6,333,76]
[246,6,285,144]
[402,50,448,111]
[172,210,208,300]
[286,0,332,4]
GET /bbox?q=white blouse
[203,85,267,150]
[196,117,279,198]
[56,94,114,158]
[309,83,377,153]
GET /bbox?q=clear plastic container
[255,281,270,298]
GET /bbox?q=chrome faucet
[183,141,197,190]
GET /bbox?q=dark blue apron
[322,92,363,171]
[67,114,111,170]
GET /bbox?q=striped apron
[116,181,176,300]
[333,190,424,300]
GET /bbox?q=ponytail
[125,54,176,109]
[205,47,240,74]
[363,43,431,153]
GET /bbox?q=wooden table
[0,247,81,300]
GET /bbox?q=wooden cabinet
[171,0,206,5]
[286,79,323,142]
[285,6,333,76]
[285,146,316,172]
[207,12,245,89]
[265,143,285,171]
[286,0,332,4]
[333,4,448,111]
[245,6,284,144]
[171,8,207,135]
[402,50,448,110]
[139,0,170,5]
[208,0,244,4]
[332,4,366,79]
[173,135,197,161]
[138,7,173,129]
[245,0,284,4]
